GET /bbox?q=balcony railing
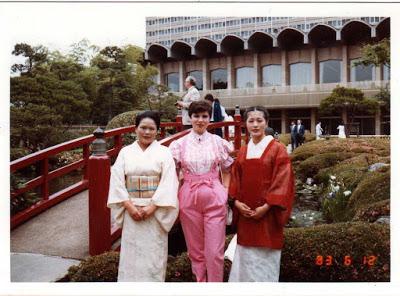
[173,80,389,99]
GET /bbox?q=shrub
[106,110,140,130]
[295,152,354,181]
[62,251,119,282]
[278,133,291,146]
[322,189,352,223]
[347,170,390,218]
[280,222,390,282]
[166,252,195,282]
[314,154,376,188]
[353,199,390,222]
[106,110,140,146]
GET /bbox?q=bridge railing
[10,116,186,229]
[10,107,244,255]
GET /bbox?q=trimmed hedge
[59,251,119,282]
[60,223,389,282]
[347,170,390,218]
[295,152,355,181]
[280,222,390,282]
[353,199,390,222]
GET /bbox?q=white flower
[303,214,307,218]
[310,217,314,220]
[330,175,336,180]
[291,216,296,220]
[332,185,340,192]
[343,190,352,196]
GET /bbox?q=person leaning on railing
[107,111,179,282]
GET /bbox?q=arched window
[350,59,375,82]
[236,67,254,88]
[319,60,341,83]
[165,72,179,92]
[187,70,203,90]
[290,63,311,85]
[210,68,227,90]
[262,65,282,87]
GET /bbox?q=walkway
[11,190,89,260]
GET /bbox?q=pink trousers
[179,169,227,282]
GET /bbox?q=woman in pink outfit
[170,100,234,282]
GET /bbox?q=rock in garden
[375,216,390,224]
[368,163,389,172]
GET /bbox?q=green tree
[355,38,390,114]
[320,86,380,134]
[91,45,158,125]
[69,38,100,66]
[355,38,390,68]
[11,43,48,76]
[140,84,179,121]
[10,44,92,152]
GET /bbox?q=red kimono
[229,139,295,249]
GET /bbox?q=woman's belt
[125,175,160,198]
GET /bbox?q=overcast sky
[2,3,148,56]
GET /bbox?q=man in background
[176,76,201,129]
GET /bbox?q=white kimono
[107,140,179,282]
[316,123,323,140]
[228,136,282,282]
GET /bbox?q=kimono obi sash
[125,175,160,198]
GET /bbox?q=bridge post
[176,108,183,132]
[234,105,242,150]
[88,127,111,256]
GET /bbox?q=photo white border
[1,1,398,295]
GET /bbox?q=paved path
[11,253,80,282]
[11,190,89,260]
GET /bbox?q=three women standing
[107,111,179,282]
[107,104,294,282]
[170,101,234,282]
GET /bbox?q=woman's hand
[234,200,255,218]
[123,200,143,221]
[141,204,157,220]
[250,203,270,220]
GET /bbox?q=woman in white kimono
[107,111,179,282]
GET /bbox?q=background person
[175,76,201,130]
[337,121,346,138]
[290,121,296,151]
[204,94,228,138]
[295,119,305,148]
[107,111,179,281]
[316,121,323,140]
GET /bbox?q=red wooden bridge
[10,109,245,259]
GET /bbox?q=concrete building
[145,17,390,135]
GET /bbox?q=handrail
[10,120,191,229]
[10,116,243,230]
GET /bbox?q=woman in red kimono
[228,106,295,282]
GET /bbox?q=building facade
[145,17,390,135]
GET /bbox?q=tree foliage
[320,86,379,125]
[355,38,390,68]
[140,84,179,121]
[10,41,159,155]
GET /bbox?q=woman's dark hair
[188,100,212,117]
[244,106,270,121]
[135,111,161,130]
[204,93,214,102]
